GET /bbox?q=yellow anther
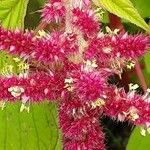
[129,83,139,91]
[127,61,135,69]
[8,86,25,98]
[86,59,98,68]
[91,98,105,109]
[18,62,29,71]
[129,107,139,121]
[95,7,105,19]
[36,30,47,38]
[102,47,112,54]
[129,112,139,121]
[106,26,119,36]
[13,57,21,62]
[84,59,98,72]
[64,77,73,84]
[64,77,74,91]
[140,128,146,136]
[122,107,139,122]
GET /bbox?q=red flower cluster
[70,70,107,104]
[84,34,150,64]
[104,87,150,126]
[72,8,100,38]
[41,0,65,23]
[0,72,64,102]
[0,27,34,58]
[33,32,79,63]
[0,0,150,149]
[0,27,79,64]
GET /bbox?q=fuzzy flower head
[66,70,107,104]
[72,8,100,38]
[41,0,66,23]
[0,27,34,58]
[32,32,79,64]
[84,36,114,63]
[114,33,150,59]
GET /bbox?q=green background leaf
[25,0,46,29]
[94,0,150,33]
[132,0,150,18]
[0,102,62,150]
[0,0,29,29]
[127,127,150,150]
[144,51,150,74]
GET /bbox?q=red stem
[135,59,147,93]
[108,13,125,33]
[34,21,47,35]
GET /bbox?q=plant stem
[34,21,47,35]
[135,59,147,93]
[108,13,125,33]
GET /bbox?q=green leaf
[37,0,46,6]
[126,127,150,150]
[132,0,150,18]
[0,102,62,150]
[144,51,150,74]
[94,0,150,33]
[0,0,29,29]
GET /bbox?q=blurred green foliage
[95,0,150,32]
[127,127,150,150]
[0,0,29,29]
[132,0,150,18]
[0,102,62,150]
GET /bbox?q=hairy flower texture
[68,70,107,104]
[33,35,65,63]
[103,87,150,127]
[33,32,79,64]
[84,34,150,65]
[114,34,150,59]
[0,72,64,102]
[41,0,66,23]
[71,0,91,10]
[0,27,35,58]
[63,124,105,150]
[72,8,100,38]
[59,95,105,150]
[0,27,79,64]
[84,36,114,64]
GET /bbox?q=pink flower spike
[115,34,150,59]
[0,26,35,59]
[69,70,107,104]
[41,0,66,23]
[72,8,100,38]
